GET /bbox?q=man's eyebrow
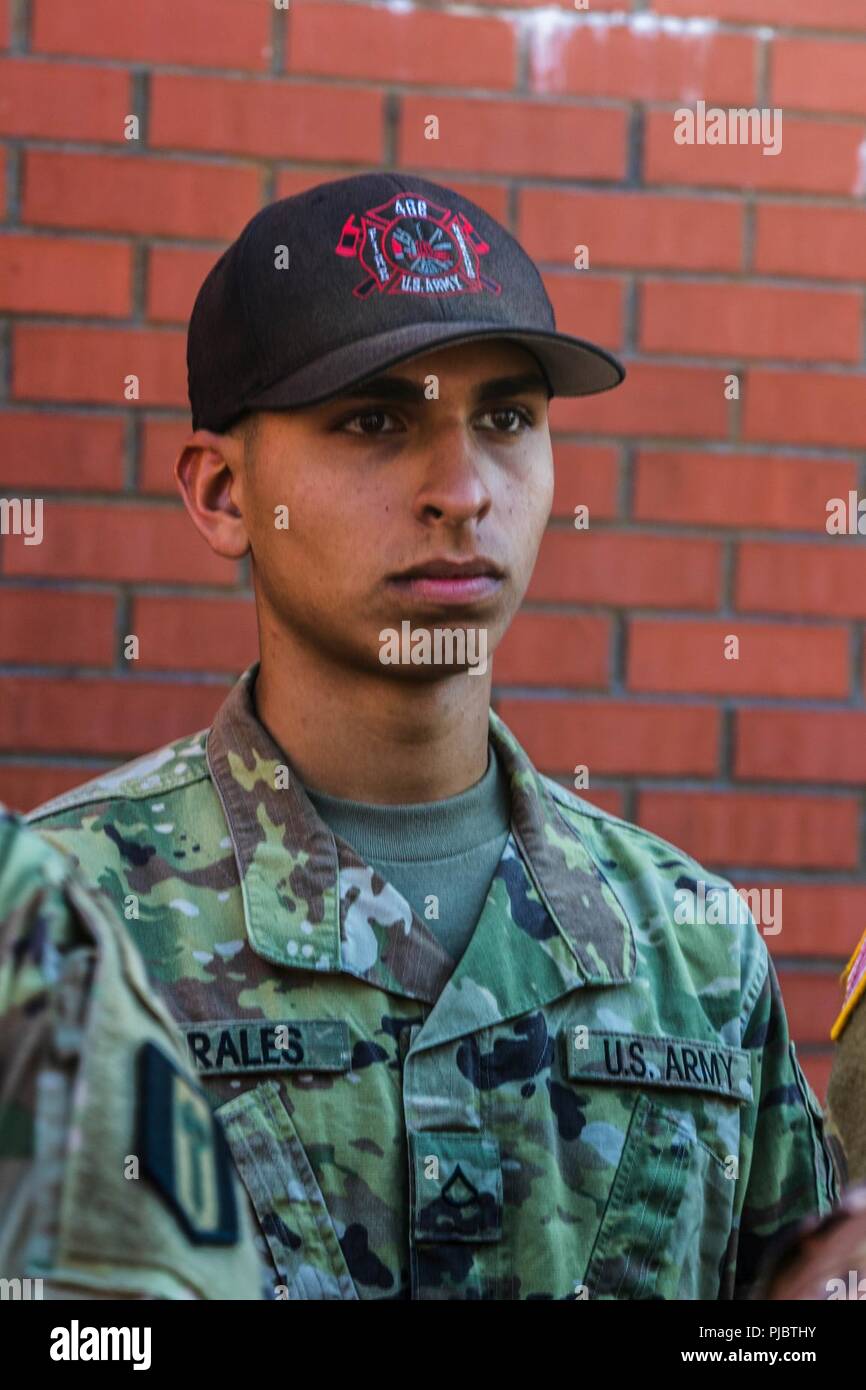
[332,371,552,405]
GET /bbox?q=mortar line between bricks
[849,623,864,705]
[505,180,518,235]
[5,147,20,223]
[626,103,643,187]
[490,686,863,711]
[622,274,638,352]
[383,92,400,168]
[10,0,28,52]
[14,39,866,76]
[271,0,287,75]
[719,538,735,612]
[533,267,866,294]
[617,440,632,522]
[131,242,147,321]
[0,229,229,249]
[116,589,133,671]
[0,666,237,686]
[511,186,866,205]
[123,413,138,492]
[542,519,866,544]
[12,247,866,298]
[755,19,770,110]
[514,6,528,93]
[1,59,654,104]
[542,611,862,633]
[858,793,866,872]
[720,705,734,782]
[548,438,866,460]
[15,143,866,206]
[0,319,10,401]
[592,775,866,796]
[610,611,626,695]
[0,581,253,599]
[24,79,866,124]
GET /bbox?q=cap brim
[243,322,625,414]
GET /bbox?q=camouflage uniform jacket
[25,664,840,1300]
[0,810,262,1299]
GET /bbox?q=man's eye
[337,405,535,435]
[479,406,535,434]
[341,409,401,435]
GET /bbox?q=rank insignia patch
[137,1041,239,1245]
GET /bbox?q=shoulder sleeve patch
[831,927,866,1042]
[137,1041,239,1245]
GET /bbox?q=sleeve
[0,817,170,1298]
[729,947,842,1299]
[0,815,106,1293]
[1,814,264,1301]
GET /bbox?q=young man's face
[222,338,554,679]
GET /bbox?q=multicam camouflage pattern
[0,810,262,1299]
[24,663,840,1300]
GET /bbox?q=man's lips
[386,558,505,606]
[388,574,503,604]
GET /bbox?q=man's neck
[252,638,493,804]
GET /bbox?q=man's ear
[174,428,250,560]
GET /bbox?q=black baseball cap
[187,170,626,433]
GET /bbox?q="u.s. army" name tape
[563,1029,753,1103]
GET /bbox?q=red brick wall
[3,0,865,1096]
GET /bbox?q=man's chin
[371,617,494,681]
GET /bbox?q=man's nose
[412,423,493,526]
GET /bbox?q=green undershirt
[303,743,512,964]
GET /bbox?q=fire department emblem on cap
[335,192,501,300]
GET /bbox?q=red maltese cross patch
[334,192,501,300]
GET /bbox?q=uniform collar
[206,664,636,1016]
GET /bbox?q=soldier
[826,928,866,1183]
[0,808,263,1299]
[25,172,840,1300]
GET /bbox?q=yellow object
[831,926,866,1041]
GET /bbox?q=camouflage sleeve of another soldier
[0,808,264,1300]
[726,938,844,1299]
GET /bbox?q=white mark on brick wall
[527,7,720,99]
[525,7,573,91]
[628,13,717,39]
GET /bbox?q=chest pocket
[564,1028,751,1300]
[216,1081,359,1301]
